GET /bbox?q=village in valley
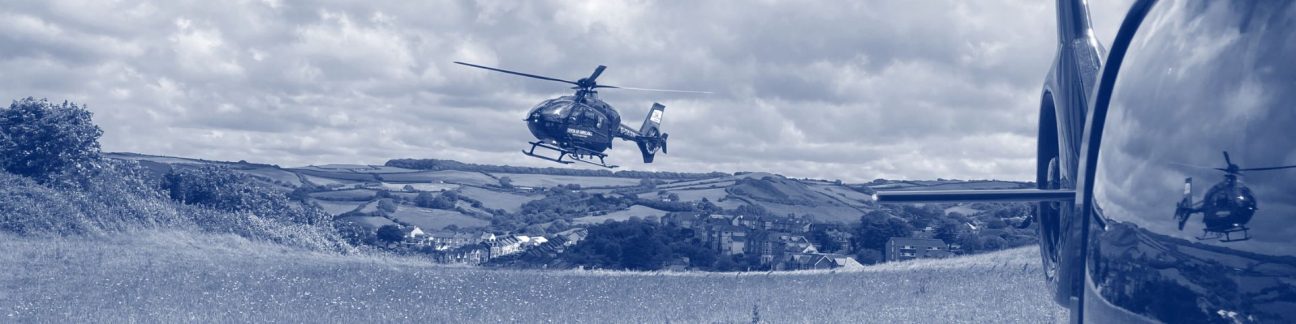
[110,153,1037,272]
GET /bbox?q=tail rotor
[635,103,668,163]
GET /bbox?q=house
[553,228,588,246]
[823,253,864,269]
[710,225,749,255]
[885,237,953,262]
[757,233,819,266]
[486,236,523,258]
[778,253,835,270]
[403,226,425,239]
[516,235,548,247]
[663,212,704,230]
[426,231,479,251]
[435,245,489,264]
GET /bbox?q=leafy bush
[0,161,181,236]
[851,210,915,252]
[0,98,104,182]
[376,224,404,244]
[377,198,398,213]
[414,191,456,209]
[161,165,330,226]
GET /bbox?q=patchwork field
[378,170,497,186]
[312,200,364,216]
[638,187,730,202]
[239,167,303,187]
[487,173,643,188]
[308,189,376,201]
[389,207,489,230]
[0,232,1065,323]
[457,186,541,213]
[574,205,671,224]
[378,182,459,192]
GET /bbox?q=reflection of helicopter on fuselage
[455,61,707,169]
[1175,151,1296,242]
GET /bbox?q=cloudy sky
[1,0,1133,182]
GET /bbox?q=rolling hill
[103,152,1033,232]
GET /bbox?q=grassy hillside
[0,231,1065,323]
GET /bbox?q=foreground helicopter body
[456,62,689,168]
[877,0,1296,322]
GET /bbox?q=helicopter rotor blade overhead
[1223,151,1233,166]
[454,61,577,86]
[588,65,607,82]
[594,85,713,94]
[1237,165,1296,172]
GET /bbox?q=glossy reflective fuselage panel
[1087,1,1296,322]
[525,96,621,152]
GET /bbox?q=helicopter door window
[579,110,600,128]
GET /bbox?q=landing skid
[1196,226,1250,242]
[522,141,618,169]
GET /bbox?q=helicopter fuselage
[1191,176,1257,231]
[525,95,633,154]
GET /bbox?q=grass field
[573,205,672,224]
[487,173,643,188]
[377,182,459,192]
[456,186,540,213]
[238,167,303,187]
[311,199,364,216]
[308,189,377,201]
[388,207,489,230]
[655,187,731,202]
[378,170,497,186]
[0,231,1065,323]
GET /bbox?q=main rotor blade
[454,61,577,85]
[1238,165,1296,172]
[1169,162,1214,170]
[588,65,607,82]
[1223,151,1233,166]
[595,85,712,94]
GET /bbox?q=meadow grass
[1,231,1066,323]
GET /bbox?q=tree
[852,210,914,252]
[498,176,513,189]
[377,198,398,214]
[376,224,404,244]
[415,191,456,209]
[809,226,844,252]
[935,221,963,243]
[854,249,883,265]
[0,98,103,181]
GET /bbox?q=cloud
[0,0,1135,182]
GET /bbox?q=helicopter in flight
[454,61,707,168]
[1174,151,1296,242]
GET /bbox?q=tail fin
[1176,177,1193,230]
[635,103,668,163]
